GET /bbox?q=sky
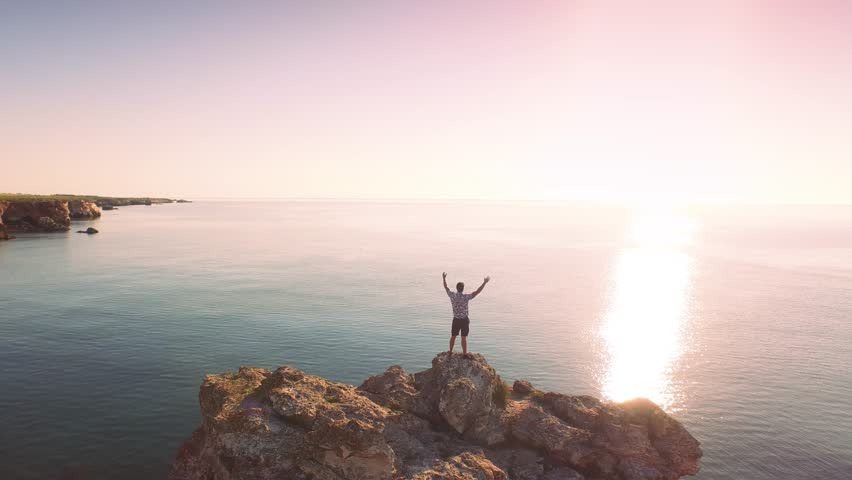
[2,1,851,203]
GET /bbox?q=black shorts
[451,317,470,337]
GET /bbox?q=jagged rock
[510,402,603,471]
[488,448,544,480]
[603,398,702,479]
[462,405,510,446]
[535,393,604,431]
[513,379,535,395]
[413,452,507,480]
[413,353,501,434]
[170,354,701,480]
[77,227,98,234]
[359,365,418,410]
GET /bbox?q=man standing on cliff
[442,272,490,356]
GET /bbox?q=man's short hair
[456,282,464,292]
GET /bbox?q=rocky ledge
[170,353,701,480]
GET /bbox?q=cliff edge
[170,353,701,480]
[0,199,100,239]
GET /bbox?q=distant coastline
[0,193,189,206]
[0,193,190,240]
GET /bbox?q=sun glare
[598,209,696,409]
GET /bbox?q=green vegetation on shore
[0,193,189,205]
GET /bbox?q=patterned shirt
[447,291,473,318]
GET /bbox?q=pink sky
[2,1,851,203]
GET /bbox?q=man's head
[456,282,464,292]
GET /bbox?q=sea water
[1,201,850,479]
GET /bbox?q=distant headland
[0,193,191,240]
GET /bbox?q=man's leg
[449,335,457,353]
[461,318,470,355]
[450,318,462,353]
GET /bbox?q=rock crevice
[170,353,701,480]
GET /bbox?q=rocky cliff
[0,200,71,235]
[68,199,102,219]
[0,199,100,239]
[0,202,7,240]
[170,353,701,480]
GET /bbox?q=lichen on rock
[170,353,702,480]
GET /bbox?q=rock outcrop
[0,203,8,240]
[171,353,701,480]
[0,199,102,239]
[0,200,71,234]
[68,200,102,219]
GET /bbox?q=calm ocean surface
[1,201,850,479]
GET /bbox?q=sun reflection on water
[599,210,696,410]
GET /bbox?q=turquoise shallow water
[1,201,850,479]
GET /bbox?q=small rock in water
[76,227,99,234]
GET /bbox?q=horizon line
[163,196,852,207]
[4,192,852,207]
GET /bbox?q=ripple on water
[1,202,851,479]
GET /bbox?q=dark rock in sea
[169,353,702,480]
[102,205,116,210]
[77,227,99,234]
[176,199,192,203]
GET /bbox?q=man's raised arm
[442,272,450,294]
[470,276,490,298]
